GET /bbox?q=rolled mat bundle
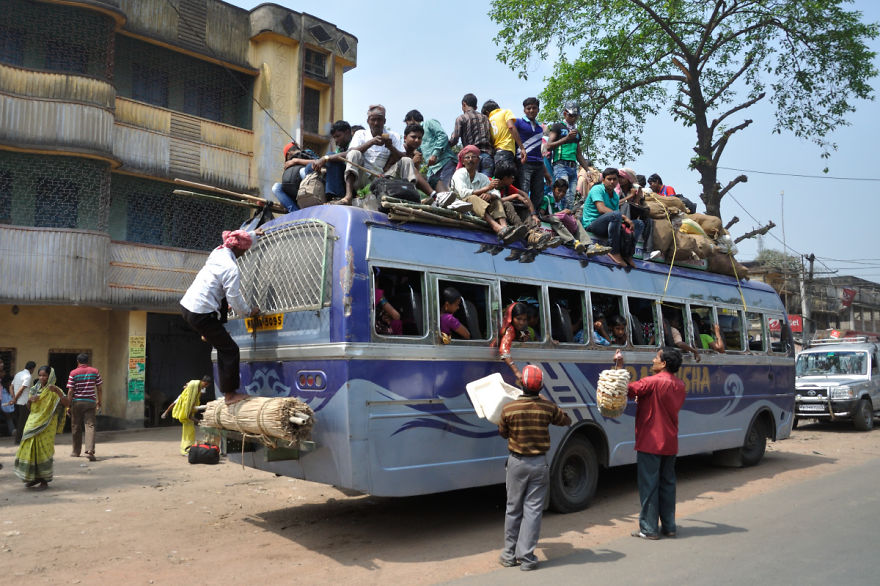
[201,397,314,446]
[596,369,631,418]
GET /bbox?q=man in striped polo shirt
[498,365,571,571]
[67,353,103,461]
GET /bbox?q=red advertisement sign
[841,288,857,308]
[769,314,802,333]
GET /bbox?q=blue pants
[552,163,578,210]
[519,161,546,211]
[586,212,644,255]
[479,152,494,178]
[637,451,677,536]
[502,453,548,569]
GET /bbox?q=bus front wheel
[549,435,598,513]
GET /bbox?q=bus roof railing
[808,336,869,347]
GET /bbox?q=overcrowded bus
[221,205,795,512]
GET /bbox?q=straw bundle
[596,369,630,418]
[201,397,314,446]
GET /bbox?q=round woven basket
[596,368,630,418]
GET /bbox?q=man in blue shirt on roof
[514,97,553,211]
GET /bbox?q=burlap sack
[646,195,687,219]
[707,251,750,278]
[668,233,700,262]
[652,216,676,255]
[688,213,723,239]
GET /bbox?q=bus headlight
[829,386,854,399]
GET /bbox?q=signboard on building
[128,335,146,401]
[769,314,802,333]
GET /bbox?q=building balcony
[0,63,116,160]
[113,97,254,192]
[0,224,207,311]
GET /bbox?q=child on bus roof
[440,287,471,341]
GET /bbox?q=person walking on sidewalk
[66,353,103,462]
[498,365,571,571]
[613,347,686,540]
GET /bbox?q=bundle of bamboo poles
[381,196,492,232]
[201,397,314,446]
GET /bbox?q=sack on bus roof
[296,171,326,208]
[371,177,421,203]
[707,251,750,279]
[687,213,724,240]
[646,194,687,219]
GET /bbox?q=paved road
[452,457,880,585]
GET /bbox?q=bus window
[589,292,624,347]
[549,287,585,344]
[747,312,765,352]
[438,279,490,341]
[691,305,721,351]
[626,296,658,346]
[718,308,744,351]
[373,267,425,337]
[661,303,691,349]
[500,282,542,342]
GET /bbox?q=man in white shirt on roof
[180,229,262,404]
[334,104,434,205]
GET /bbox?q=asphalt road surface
[452,456,880,585]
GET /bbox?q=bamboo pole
[173,189,257,209]
[173,178,287,213]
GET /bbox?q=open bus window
[626,296,657,346]
[438,279,490,341]
[548,287,584,344]
[500,282,542,342]
[718,308,744,351]
[746,312,765,352]
[691,305,721,351]
[767,315,790,354]
[373,267,424,337]
[588,292,624,347]
[661,303,690,349]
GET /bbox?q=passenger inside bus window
[608,315,627,345]
[439,286,471,340]
[588,292,624,348]
[718,309,744,351]
[626,296,656,346]
[373,267,424,336]
[746,312,765,352]
[662,304,701,361]
[500,283,542,342]
[548,288,584,344]
[691,307,724,353]
[438,279,489,340]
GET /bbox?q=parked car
[795,337,880,431]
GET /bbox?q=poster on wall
[128,335,146,401]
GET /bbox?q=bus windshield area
[796,351,867,376]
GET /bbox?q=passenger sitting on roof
[403,109,457,193]
[582,167,644,268]
[538,178,592,255]
[309,120,354,203]
[493,161,557,252]
[271,140,318,212]
[450,146,528,245]
[335,104,435,206]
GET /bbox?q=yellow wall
[0,305,145,422]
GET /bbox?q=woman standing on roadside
[13,366,69,490]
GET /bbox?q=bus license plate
[799,404,826,412]
[245,313,284,332]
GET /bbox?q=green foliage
[755,248,801,272]
[490,0,878,214]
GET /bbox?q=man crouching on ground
[498,365,571,571]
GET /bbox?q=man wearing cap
[335,104,435,205]
[498,365,571,571]
[180,229,263,404]
[546,102,592,211]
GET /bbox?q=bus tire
[739,417,768,467]
[792,415,799,430]
[852,399,874,432]
[549,435,598,513]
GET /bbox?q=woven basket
[596,369,630,418]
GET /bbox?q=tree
[490,0,878,218]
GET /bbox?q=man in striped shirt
[67,353,103,461]
[498,365,571,571]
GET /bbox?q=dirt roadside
[2,421,878,585]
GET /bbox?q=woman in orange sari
[496,302,531,385]
[13,366,69,490]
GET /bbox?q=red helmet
[521,365,543,393]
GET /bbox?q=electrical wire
[718,166,880,181]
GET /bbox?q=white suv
[795,338,880,431]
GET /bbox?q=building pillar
[106,310,146,426]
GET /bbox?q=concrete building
[0,0,357,427]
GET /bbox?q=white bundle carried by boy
[466,373,522,424]
[596,368,630,418]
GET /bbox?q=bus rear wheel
[739,418,768,467]
[549,435,598,513]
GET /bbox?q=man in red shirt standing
[67,353,103,461]
[614,347,686,540]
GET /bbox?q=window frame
[434,274,495,344]
[371,265,429,342]
[547,286,587,346]
[498,280,546,344]
[717,306,746,352]
[624,295,660,349]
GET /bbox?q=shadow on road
[243,447,835,570]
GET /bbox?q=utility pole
[800,253,815,342]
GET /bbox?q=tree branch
[705,56,754,109]
[724,216,740,230]
[711,119,753,164]
[711,92,765,133]
[718,174,748,199]
[734,221,776,244]
[626,0,693,59]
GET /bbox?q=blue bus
[223,205,795,512]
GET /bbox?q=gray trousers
[502,453,548,568]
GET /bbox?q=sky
[230,1,880,282]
